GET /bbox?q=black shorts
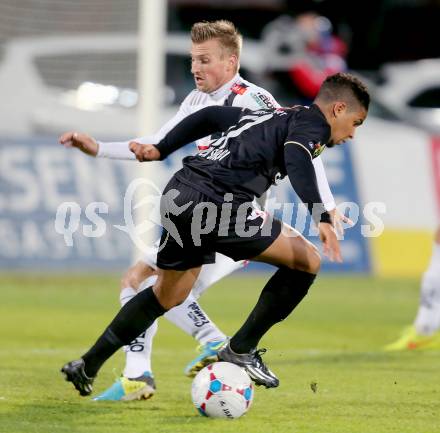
[156,177,282,270]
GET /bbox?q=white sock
[120,275,159,378]
[123,319,158,378]
[119,287,137,306]
[191,253,246,298]
[165,292,226,345]
[119,275,158,308]
[414,243,440,335]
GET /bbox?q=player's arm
[132,106,243,162]
[312,156,335,211]
[284,143,331,224]
[284,108,342,262]
[59,92,195,160]
[284,143,341,262]
[59,131,154,160]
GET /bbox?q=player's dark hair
[316,72,370,111]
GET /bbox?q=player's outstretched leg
[94,264,158,401]
[61,268,200,397]
[385,269,440,351]
[218,225,321,388]
[93,320,158,401]
[413,264,440,347]
[117,254,243,380]
[94,252,239,400]
[385,233,440,351]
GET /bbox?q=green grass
[0,273,438,433]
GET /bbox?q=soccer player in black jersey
[61,72,369,394]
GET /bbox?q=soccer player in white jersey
[60,20,343,401]
[385,226,440,350]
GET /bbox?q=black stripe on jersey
[208,89,237,142]
[223,91,238,107]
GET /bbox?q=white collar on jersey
[208,73,242,100]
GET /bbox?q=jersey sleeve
[283,109,332,224]
[313,156,336,211]
[284,144,331,225]
[97,140,136,160]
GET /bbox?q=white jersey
[97,73,335,210]
[98,73,278,156]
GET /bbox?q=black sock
[82,287,166,377]
[230,267,316,354]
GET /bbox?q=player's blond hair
[191,20,242,61]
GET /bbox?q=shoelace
[251,348,271,374]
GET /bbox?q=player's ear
[332,102,347,118]
[229,54,238,71]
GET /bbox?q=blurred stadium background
[0,0,439,276]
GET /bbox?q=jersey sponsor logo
[231,83,248,95]
[308,140,325,158]
[251,92,277,110]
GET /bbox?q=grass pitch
[0,273,438,433]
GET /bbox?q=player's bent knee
[120,262,155,291]
[287,239,321,274]
[153,284,191,310]
[308,246,321,274]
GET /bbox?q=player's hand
[329,208,354,238]
[319,222,342,263]
[59,132,98,157]
[129,142,161,162]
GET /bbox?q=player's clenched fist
[129,142,161,162]
[59,132,99,157]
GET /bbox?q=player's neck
[209,72,240,97]
[313,101,333,126]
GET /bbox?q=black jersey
[156,104,332,223]
[175,105,329,202]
